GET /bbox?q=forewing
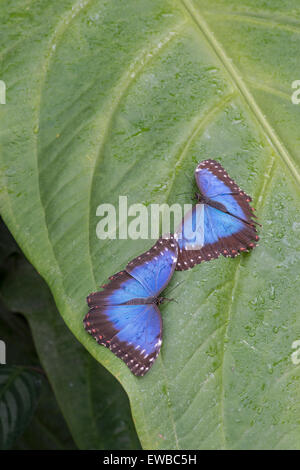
[126,237,178,297]
[87,270,149,307]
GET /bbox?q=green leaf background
[1,0,300,449]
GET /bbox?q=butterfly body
[175,159,260,270]
[116,296,163,305]
[195,192,231,214]
[84,237,178,376]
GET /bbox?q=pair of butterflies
[84,160,260,376]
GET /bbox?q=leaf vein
[180,0,300,187]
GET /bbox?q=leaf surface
[1,0,300,449]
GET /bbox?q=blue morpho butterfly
[84,237,178,376]
[175,159,260,270]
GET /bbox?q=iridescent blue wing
[84,303,162,376]
[175,159,259,270]
[84,237,178,376]
[86,270,149,306]
[126,236,178,296]
[195,159,257,224]
[175,204,205,251]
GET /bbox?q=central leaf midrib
[178,0,286,449]
[180,0,300,188]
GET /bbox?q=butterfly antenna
[165,280,185,296]
[176,192,192,197]
[184,172,194,185]
[164,297,178,304]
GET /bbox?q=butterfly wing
[84,237,178,376]
[84,303,162,376]
[86,270,149,306]
[126,236,178,296]
[195,159,257,223]
[195,159,250,197]
[175,204,205,251]
[175,159,259,270]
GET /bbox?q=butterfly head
[157,296,178,305]
[155,296,165,306]
[195,192,209,204]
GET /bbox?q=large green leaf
[1,0,300,449]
